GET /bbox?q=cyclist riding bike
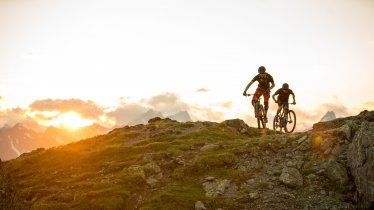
[272,83,296,116]
[243,66,275,123]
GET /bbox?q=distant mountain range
[0,109,192,160]
[129,109,192,126]
[168,111,192,122]
[0,123,110,161]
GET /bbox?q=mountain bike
[245,94,266,129]
[273,103,296,133]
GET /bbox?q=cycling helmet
[282,83,289,89]
[258,66,266,74]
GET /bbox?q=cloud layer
[1,94,373,132]
[29,99,104,119]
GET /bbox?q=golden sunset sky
[0,0,373,130]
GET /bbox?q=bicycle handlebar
[244,94,254,97]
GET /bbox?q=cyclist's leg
[252,89,262,117]
[251,89,262,106]
[276,103,282,117]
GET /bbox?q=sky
[0,0,373,130]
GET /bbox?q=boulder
[324,159,349,186]
[339,124,351,140]
[320,137,335,152]
[348,121,374,209]
[205,176,215,181]
[203,179,231,197]
[200,144,219,152]
[286,159,304,169]
[148,117,163,123]
[279,167,303,188]
[127,165,146,178]
[222,183,238,198]
[143,162,161,175]
[221,119,250,134]
[146,177,159,187]
[195,201,206,210]
[295,136,311,151]
[356,110,374,122]
[297,136,308,144]
[249,192,259,199]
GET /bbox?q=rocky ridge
[0,111,373,209]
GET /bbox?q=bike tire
[259,106,266,129]
[273,115,282,132]
[285,110,296,133]
[257,117,262,129]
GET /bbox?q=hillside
[1,111,373,210]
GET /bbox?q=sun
[45,111,94,130]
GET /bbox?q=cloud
[189,106,225,122]
[107,94,234,125]
[370,41,374,45]
[6,94,370,131]
[142,93,189,115]
[319,102,352,117]
[288,101,356,131]
[29,99,104,119]
[0,108,28,127]
[360,101,374,110]
[106,103,147,125]
[196,88,209,92]
[218,102,232,109]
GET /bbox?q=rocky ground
[0,110,373,210]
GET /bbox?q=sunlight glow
[44,112,94,129]
[99,115,116,127]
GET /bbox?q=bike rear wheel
[285,110,296,133]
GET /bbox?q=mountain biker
[243,66,275,123]
[272,83,296,116]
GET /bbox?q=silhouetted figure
[272,83,296,116]
[243,66,275,123]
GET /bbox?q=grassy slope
[3,119,303,209]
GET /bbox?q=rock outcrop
[313,110,374,209]
[348,121,374,209]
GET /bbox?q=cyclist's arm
[272,92,278,102]
[266,81,275,92]
[243,81,254,95]
[291,93,296,104]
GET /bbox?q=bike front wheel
[285,110,296,133]
[257,116,266,129]
[273,115,282,132]
[257,106,266,129]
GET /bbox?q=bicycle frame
[274,103,296,133]
[246,94,266,129]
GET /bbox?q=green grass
[140,182,245,210]
[2,119,269,209]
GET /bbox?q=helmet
[258,66,266,74]
[282,83,289,89]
